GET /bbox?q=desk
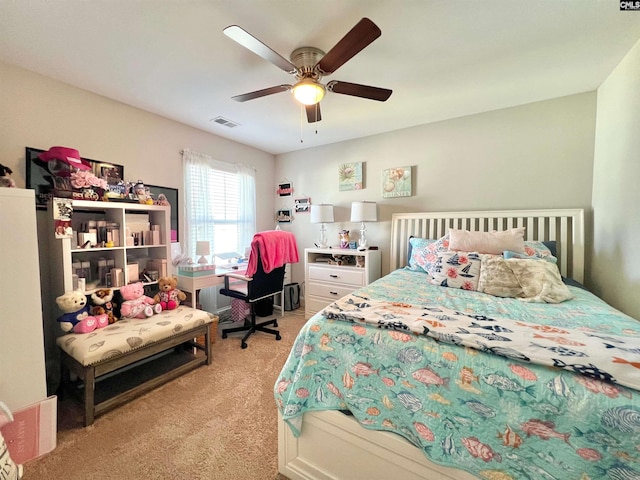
[177,267,247,310]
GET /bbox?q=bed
[276,209,640,480]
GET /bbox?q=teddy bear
[90,288,118,324]
[154,276,187,310]
[56,290,109,334]
[119,282,162,319]
[0,163,16,188]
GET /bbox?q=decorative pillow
[477,254,524,298]
[522,240,557,262]
[506,258,573,304]
[449,228,525,255]
[430,251,481,290]
[504,249,557,264]
[406,234,449,274]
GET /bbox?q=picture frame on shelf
[147,185,179,242]
[26,147,125,209]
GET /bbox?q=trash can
[284,283,301,311]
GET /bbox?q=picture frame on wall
[294,197,310,213]
[276,209,292,223]
[25,147,125,209]
[382,166,412,198]
[338,162,363,191]
[277,181,293,197]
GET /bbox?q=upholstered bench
[57,306,215,426]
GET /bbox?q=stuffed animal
[56,290,109,334]
[0,163,16,188]
[120,282,161,318]
[90,288,117,324]
[154,276,187,310]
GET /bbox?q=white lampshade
[350,201,377,223]
[310,204,334,248]
[310,204,334,224]
[196,241,210,264]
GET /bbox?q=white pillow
[449,228,525,255]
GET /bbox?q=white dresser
[304,247,381,318]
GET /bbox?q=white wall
[0,61,276,390]
[276,93,596,284]
[592,38,640,320]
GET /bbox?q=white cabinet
[305,248,381,318]
[0,189,47,410]
[47,200,171,299]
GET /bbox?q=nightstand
[304,247,381,318]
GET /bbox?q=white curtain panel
[182,149,256,312]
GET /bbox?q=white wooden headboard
[390,209,585,283]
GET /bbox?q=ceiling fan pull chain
[300,105,304,143]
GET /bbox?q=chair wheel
[241,341,248,349]
[222,332,228,339]
[276,334,282,341]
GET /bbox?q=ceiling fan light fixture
[292,79,325,105]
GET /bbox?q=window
[183,150,256,261]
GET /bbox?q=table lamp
[196,241,211,264]
[350,201,377,249]
[310,204,334,248]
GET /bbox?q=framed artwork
[382,166,412,198]
[147,185,179,242]
[26,147,124,208]
[338,162,363,191]
[276,209,292,223]
[277,181,293,197]
[294,197,310,213]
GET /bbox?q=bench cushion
[56,306,214,367]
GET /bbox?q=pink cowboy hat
[38,146,91,170]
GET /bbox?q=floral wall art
[338,162,363,191]
[382,166,412,198]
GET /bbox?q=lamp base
[197,256,208,264]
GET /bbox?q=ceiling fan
[223,18,392,123]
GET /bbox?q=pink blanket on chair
[246,230,299,276]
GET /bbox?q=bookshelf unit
[47,200,172,300]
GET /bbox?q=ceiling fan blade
[316,18,381,75]
[232,85,291,102]
[223,25,297,74]
[327,81,392,101]
[305,104,322,123]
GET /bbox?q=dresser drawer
[308,265,365,286]
[307,281,357,300]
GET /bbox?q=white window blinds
[183,149,256,261]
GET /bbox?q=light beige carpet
[22,311,308,480]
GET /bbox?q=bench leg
[205,324,212,365]
[84,366,96,427]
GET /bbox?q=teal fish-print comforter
[275,269,640,480]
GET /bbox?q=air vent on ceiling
[211,116,240,128]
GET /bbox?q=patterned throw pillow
[407,234,449,274]
[430,251,481,290]
[522,240,557,262]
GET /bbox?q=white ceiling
[1,1,639,155]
